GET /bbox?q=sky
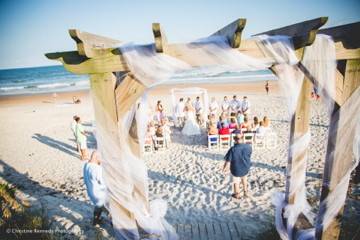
[0,0,359,69]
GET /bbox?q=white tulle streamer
[93,32,358,240]
[262,34,359,240]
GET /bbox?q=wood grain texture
[211,18,247,48]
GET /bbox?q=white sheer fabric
[92,33,358,240]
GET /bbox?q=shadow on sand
[0,159,114,239]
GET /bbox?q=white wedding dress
[182,110,201,135]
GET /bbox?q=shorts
[78,139,87,150]
[231,175,242,184]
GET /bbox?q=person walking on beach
[71,115,81,153]
[223,134,252,199]
[83,151,109,225]
[75,116,88,160]
[265,81,269,95]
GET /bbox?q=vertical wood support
[316,59,360,240]
[89,72,139,234]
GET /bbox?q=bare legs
[80,149,88,160]
[232,176,248,199]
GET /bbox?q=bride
[182,98,201,135]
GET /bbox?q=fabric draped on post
[259,34,359,240]
[94,33,358,240]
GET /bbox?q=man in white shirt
[221,96,230,114]
[175,98,185,128]
[194,96,204,126]
[209,97,219,116]
[241,96,251,116]
[230,95,240,114]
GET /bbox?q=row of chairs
[144,135,170,153]
[208,132,277,150]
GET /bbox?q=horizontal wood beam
[45,50,129,74]
[254,17,328,49]
[69,29,121,58]
[45,19,360,75]
[211,18,247,48]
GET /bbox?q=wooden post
[211,18,246,48]
[89,72,139,234]
[315,59,360,240]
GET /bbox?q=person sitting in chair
[208,122,218,135]
[219,122,230,135]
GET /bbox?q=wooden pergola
[46,18,360,239]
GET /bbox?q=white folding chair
[143,136,153,154]
[230,133,237,146]
[243,132,254,145]
[208,135,219,150]
[164,134,171,148]
[155,136,165,151]
[219,134,231,150]
[254,133,265,149]
[266,132,278,149]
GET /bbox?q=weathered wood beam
[152,23,168,53]
[315,59,360,240]
[45,50,128,74]
[319,22,360,60]
[115,73,146,117]
[254,17,328,49]
[69,29,121,58]
[211,18,247,48]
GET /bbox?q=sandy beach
[0,81,359,239]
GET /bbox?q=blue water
[0,65,276,96]
[0,65,89,96]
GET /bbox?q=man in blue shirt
[223,134,252,199]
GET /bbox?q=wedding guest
[208,122,218,135]
[194,96,204,126]
[240,116,251,132]
[229,118,238,129]
[221,96,230,114]
[257,121,266,135]
[217,115,229,129]
[209,97,219,116]
[219,122,230,135]
[83,151,109,225]
[175,98,185,128]
[223,134,252,199]
[241,96,251,116]
[71,115,80,153]
[251,116,260,131]
[75,116,88,160]
[236,111,245,125]
[156,100,164,122]
[232,124,241,134]
[230,95,240,114]
[263,116,271,128]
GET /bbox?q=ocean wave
[0,80,90,92]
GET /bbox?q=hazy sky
[0,0,359,69]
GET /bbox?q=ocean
[0,65,89,96]
[0,65,276,96]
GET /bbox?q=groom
[175,98,185,128]
[194,96,204,127]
